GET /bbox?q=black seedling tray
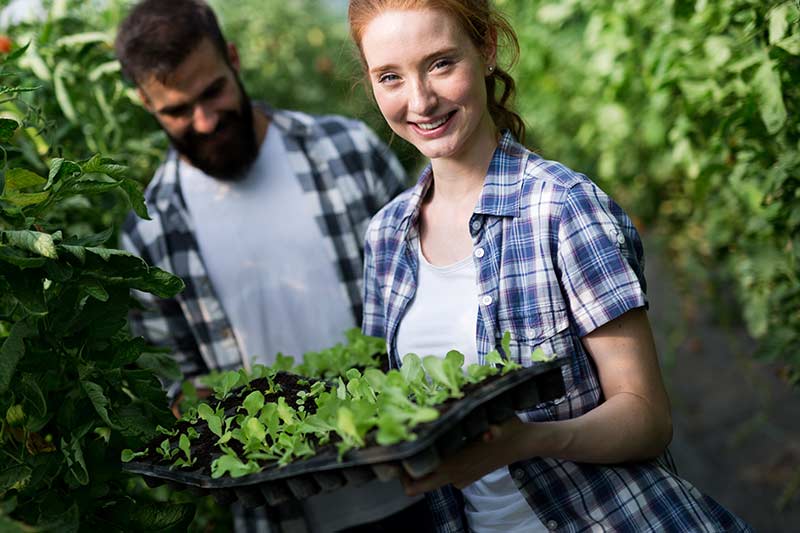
[123,360,566,508]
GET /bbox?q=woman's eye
[378,73,399,84]
[432,59,452,70]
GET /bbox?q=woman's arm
[533,306,672,462]
[404,307,673,494]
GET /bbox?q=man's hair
[115,0,228,86]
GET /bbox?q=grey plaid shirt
[122,107,406,399]
[122,108,406,532]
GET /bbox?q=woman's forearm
[513,392,673,465]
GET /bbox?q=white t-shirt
[181,125,418,531]
[180,123,355,365]
[396,237,547,533]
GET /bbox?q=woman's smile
[410,110,457,137]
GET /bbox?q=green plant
[1,45,192,531]
[502,0,800,383]
[123,329,534,478]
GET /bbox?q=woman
[350,1,751,532]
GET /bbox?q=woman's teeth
[417,114,450,130]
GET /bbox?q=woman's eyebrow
[368,46,460,75]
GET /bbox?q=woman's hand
[402,416,530,495]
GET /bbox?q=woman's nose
[408,78,438,116]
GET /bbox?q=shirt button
[221,327,234,339]
[526,327,536,337]
[616,233,626,245]
[474,247,485,258]
[471,220,482,231]
[513,469,525,480]
[546,519,558,530]
[481,295,493,306]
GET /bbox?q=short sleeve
[556,182,648,337]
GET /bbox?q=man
[115,1,427,531]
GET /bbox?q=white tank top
[396,237,547,533]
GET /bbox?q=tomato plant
[1,44,194,532]
[502,0,800,384]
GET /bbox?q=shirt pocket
[497,307,576,407]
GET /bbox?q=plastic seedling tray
[123,360,566,507]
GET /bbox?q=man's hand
[402,416,529,495]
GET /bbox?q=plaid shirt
[122,108,406,532]
[122,107,405,398]
[362,132,751,532]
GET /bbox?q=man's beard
[167,78,259,181]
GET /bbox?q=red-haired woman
[349,1,752,531]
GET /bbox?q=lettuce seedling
[273,353,295,372]
[423,351,466,398]
[238,417,267,455]
[241,390,265,418]
[345,369,377,403]
[466,363,498,383]
[155,425,178,437]
[155,438,177,460]
[211,454,260,479]
[335,406,363,455]
[171,433,196,469]
[120,448,148,462]
[486,332,524,375]
[213,371,242,400]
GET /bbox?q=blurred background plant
[499,0,800,385]
[1,0,798,529]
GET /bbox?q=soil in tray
[139,372,322,470]
[137,369,515,477]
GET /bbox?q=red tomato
[0,36,12,54]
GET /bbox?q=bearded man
[116,1,430,532]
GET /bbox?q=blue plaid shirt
[362,132,751,532]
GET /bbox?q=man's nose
[408,78,438,116]
[192,102,219,135]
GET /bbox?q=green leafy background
[1,0,799,529]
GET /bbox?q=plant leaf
[3,168,46,192]
[242,390,265,417]
[0,118,19,143]
[61,437,89,486]
[119,178,151,220]
[1,230,58,258]
[45,158,82,191]
[2,190,51,207]
[753,58,787,134]
[81,380,119,429]
[0,320,36,394]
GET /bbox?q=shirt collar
[398,130,529,232]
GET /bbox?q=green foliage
[502,0,800,383]
[1,43,191,531]
[2,1,165,238]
